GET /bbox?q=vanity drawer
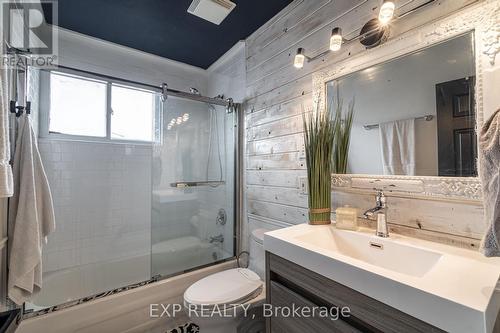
[267,252,444,333]
[269,280,361,333]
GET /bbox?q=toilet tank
[248,228,268,280]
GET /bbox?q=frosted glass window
[49,72,107,137]
[111,85,154,142]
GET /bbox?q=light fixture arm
[303,29,376,63]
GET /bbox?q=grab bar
[364,115,434,130]
[170,181,225,188]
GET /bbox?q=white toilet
[183,229,268,333]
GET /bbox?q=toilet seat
[184,268,263,310]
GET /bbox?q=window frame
[39,67,162,145]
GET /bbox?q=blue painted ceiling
[43,0,293,69]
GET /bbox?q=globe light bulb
[294,48,306,69]
[379,0,395,26]
[330,27,342,52]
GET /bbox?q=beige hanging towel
[379,118,416,176]
[8,115,55,304]
[480,109,500,257]
[0,69,13,197]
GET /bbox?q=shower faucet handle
[209,234,224,244]
[216,209,227,225]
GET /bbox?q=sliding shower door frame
[235,103,244,257]
[54,65,231,107]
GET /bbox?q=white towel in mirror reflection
[379,119,416,176]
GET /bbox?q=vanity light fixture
[293,28,346,68]
[329,27,343,52]
[294,48,307,69]
[378,0,395,25]
[292,0,436,69]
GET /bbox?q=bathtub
[19,260,237,333]
[152,236,229,277]
[28,236,229,312]
[27,255,151,310]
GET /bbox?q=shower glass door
[151,96,236,277]
[27,66,237,313]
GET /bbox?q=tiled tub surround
[38,139,152,273]
[29,24,230,290]
[35,136,234,307]
[29,48,240,311]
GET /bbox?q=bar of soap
[335,206,358,230]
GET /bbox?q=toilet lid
[184,268,262,306]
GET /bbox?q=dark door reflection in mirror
[326,32,476,177]
[436,77,477,177]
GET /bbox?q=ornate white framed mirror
[312,0,500,202]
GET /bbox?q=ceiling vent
[187,0,236,25]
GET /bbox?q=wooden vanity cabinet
[265,252,445,333]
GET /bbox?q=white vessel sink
[264,224,500,333]
[294,228,442,277]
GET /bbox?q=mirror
[326,32,476,177]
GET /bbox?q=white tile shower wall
[27,68,40,138]
[150,96,236,273]
[207,41,246,102]
[38,140,152,272]
[33,27,209,274]
[152,97,223,250]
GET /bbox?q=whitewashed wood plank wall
[243,0,484,251]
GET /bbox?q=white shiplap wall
[243,0,485,251]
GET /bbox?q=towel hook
[10,101,31,118]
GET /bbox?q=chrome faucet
[363,190,389,238]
